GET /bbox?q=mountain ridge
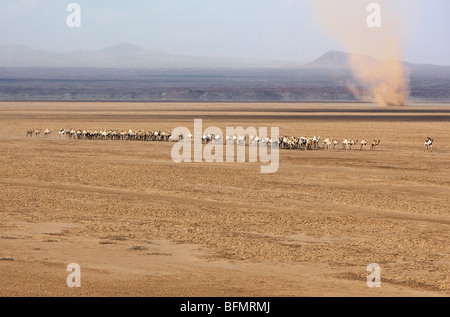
[0,43,306,69]
[0,44,449,70]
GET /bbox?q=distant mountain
[1,44,448,71]
[304,50,379,69]
[304,50,351,68]
[305,50,450,81]
[0,43,306,69]
[99,43,148,54]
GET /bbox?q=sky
[0,0,449,65]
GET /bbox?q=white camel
[249,135,256,147]
[342,139,350,150]
[332,139,339,149]
[213,134,222,144]
[237,135,245,146]
[101,130,109,139]
[260,137,269,148]
[360,140,367,150]
[312,136,321,149]
[185,133,193,143]
[128,129,136,140]
[43,129,53,138]
[323,138,332,150]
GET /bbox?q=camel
[59,129,66,138]
[34,129,41,137]
[270,137,279,149]
[185,133,193,143]
[237,135,245,146]
[160,131,171,142]
[291,138,300,149]
[91,130,99,140]
[151,131,159,141]
[360,140,367,150]
[349,139,358,150]
[312,136,321,149]
[371,140,380,151]
[323,138,332,150]
[135,130,144,141]
[305,138,314,150]
[101,130,109,139]
[283,138,295,150]
[43,129,53,138]
[119,130,127,140]
[26,129,34,138]
[254,136,260,147]
[259,137,269,148]
[342,139,350,150]
[202,134,210,144]
[280,136,288,149]
[295,137,304,150]
[114,130,120,140]
[249,135,259,147]
[69,129,77,139]
[424,137,433,152]
[213,134,222,144]
[169,132,182,142]
[127,130,136,140]
[281,136,295,149]
[332,139,339,149]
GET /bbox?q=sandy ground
[0,102,449,297]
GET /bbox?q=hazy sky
[0,0,449,65]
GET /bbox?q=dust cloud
[308,0,411,106]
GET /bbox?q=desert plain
[0,102,449,297]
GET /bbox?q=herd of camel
[26,128,172,142]
[25,128,434,152]
[279,136,381,151]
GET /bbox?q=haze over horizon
[0,0,449,66]
[1,44,448,69]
